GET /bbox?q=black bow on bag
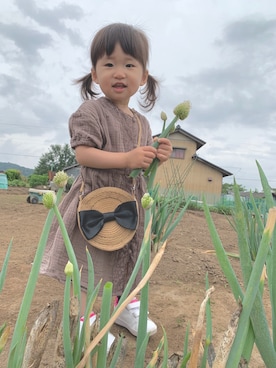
[78,200,138,240]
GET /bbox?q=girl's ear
[91,68,98,84]
[140,70,149,86]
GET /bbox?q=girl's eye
[126,64,135,68]
[105,63,113,67]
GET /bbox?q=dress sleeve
[139,114,153,147]
[69,102,105,150]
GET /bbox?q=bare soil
[0,188,269,367]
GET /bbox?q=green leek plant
[0,240,12,359]
[203,161,276,367]
[0,239,12,293]
[7,186,64,368]
[134,202,151,366]
[150,184,191,251]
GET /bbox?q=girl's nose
[113,66,126,78]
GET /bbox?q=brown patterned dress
[40,97,153,296]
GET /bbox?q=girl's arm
[75,145,157,170]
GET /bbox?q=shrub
[28,174,49,188]
[8,180,28,187]
[5,169,22,181]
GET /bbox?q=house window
[171,147,185,159]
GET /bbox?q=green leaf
[0,239,12,292]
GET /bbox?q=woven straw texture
[78,187,138,251]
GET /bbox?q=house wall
[153,132,223,204]
[183,160,223,204]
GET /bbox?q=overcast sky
[1,0,275,191]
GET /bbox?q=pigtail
[139,74,159,111]
[74,73,99,100]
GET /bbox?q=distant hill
[0,162,34,177]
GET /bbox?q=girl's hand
[155,138,172,163]
[126,146,157,169]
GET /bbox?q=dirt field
[0,187,269,367]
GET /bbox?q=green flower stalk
[135,206,152,364]
[129,101,191,190]
[52,203,80,299]
[63,265,74,367]
[97,282,113,367]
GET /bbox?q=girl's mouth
[113,83,126,90]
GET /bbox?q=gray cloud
[0,72,68,138]
[0,100,68,137]
[14,0,84,45]
[221,17,276,47]
[0,22,52,62]
[166,16,276,132]
[0,1,85,143]
[0,74,18,97]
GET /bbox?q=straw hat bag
[77,186,138,251]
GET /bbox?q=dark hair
[76,23,159,110]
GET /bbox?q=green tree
[34,144,77,175]
[222,182,246,194]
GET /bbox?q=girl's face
[91,43,148,109]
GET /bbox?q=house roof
[64,163,80,171]
[192,154,232,177]
[153,125,206,150]
[174,125,206,150]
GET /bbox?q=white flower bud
[160,111,167,122]
[141,193,154,209]
[53,171,68,188]
[173,101,191,120]
[64,261,73,276]
[42,191,56,209]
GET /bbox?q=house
[153,125,232,205]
